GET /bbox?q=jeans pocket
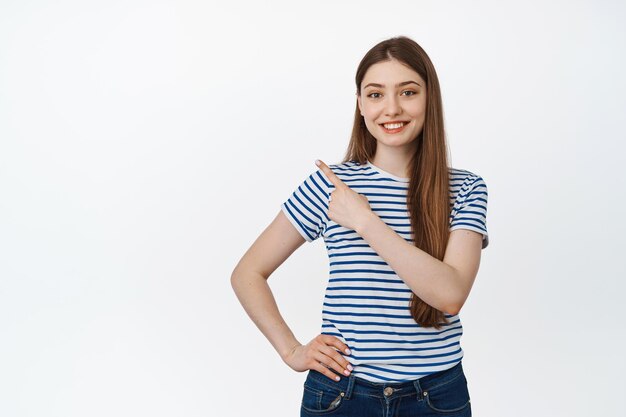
[301,374,346,415]
[424,372,471,414]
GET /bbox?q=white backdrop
[1,1,625,416]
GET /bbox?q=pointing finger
[315,159,347,190]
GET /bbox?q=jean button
[384,387,394,396]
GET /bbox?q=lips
[380,120,410,133]
[379,120,409,126]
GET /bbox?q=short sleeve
[449,174,489,249]
[280,169,330,242]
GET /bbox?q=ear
[357,94,363,116]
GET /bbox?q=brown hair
[341,35,451,329]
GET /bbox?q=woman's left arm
[355,214,482,316]
[315,159,482,316]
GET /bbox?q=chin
[379,129,419,142]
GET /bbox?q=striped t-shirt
[280,159,488,383]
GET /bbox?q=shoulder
[329,160,362,173]
[448,166,486,184]
[316,160,363,184]
[448,167,487,200]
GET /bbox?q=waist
[307,360,465,401]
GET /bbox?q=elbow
[230,273,238,293]
[446,306,461,316]
[230,266,268,289]
[444,299,464,316]
[443,269,469,316]
[230,267,244,289]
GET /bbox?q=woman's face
[357,59,427,149]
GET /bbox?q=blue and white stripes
[449,171,489,249]
[280,169,330,242]
[280,160,488,383]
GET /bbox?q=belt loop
[413,378,424,402]
[345,372,356,400]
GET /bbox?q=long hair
[341,36,451,329]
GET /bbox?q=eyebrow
[363,80,422,89]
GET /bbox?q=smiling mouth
[380,121,408,127]
[380,121,409,133]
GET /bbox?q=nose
[384,95,401,116]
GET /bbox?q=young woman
[231,36,488,417]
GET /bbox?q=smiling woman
[357,60,427,157]
[231,35,486,417]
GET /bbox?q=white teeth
[383,122,405,129]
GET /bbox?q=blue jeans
[300,361,471,417]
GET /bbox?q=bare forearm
[355,212,462,314]
[230,270,301,360]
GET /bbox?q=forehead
[362,59,424,87]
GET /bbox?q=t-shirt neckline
[365,160,410,183]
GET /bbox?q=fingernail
[315,159,321,166]
[347,364,353,371]
[345,348,351,355]
[335,375,340,381]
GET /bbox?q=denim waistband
[307,361,465,401]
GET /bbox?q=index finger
[315,159,347,190]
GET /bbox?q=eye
[367,92,382,99]
[402,90,417,96]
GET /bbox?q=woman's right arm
[230,210,353,381]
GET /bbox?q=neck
[370,148,414,179]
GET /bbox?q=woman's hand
[282,334,354,381]
[315,159,376,232]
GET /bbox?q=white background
[1,1,625,416]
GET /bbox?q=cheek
[409,99,427,118]
[362,106,382,122]
[402,99,421,112]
